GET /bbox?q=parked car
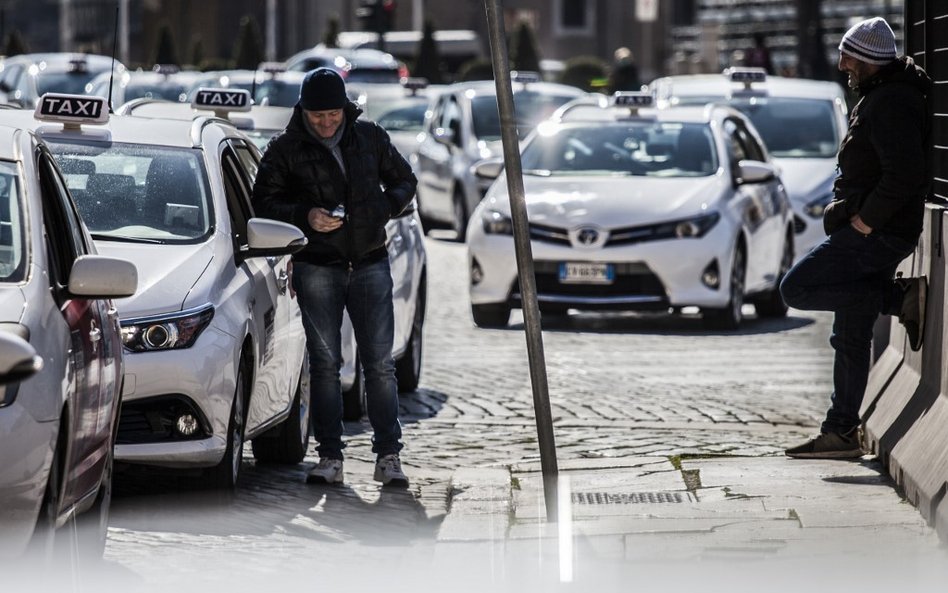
[181,68,308,108]
[86,64,204,106]
[467,93,794,329]
[118,91,428,419]
[649,68,849,259]
[0,53,126,108]
[0,91,311,488]
[284,47,405,84]
[414,74,586,240]
[0,116,137,558]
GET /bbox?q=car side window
[0,64,23,92]
[426,96,445,135]
[221,146,254,250]
[38,149,87,298]
[724,118,765,163]
[232,141,260,184]
[441,96,462,142]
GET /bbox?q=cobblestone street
[94,234,841,588]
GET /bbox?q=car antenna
[107,5,119,114]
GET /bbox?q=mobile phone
[330,205,345,218]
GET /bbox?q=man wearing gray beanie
[253,67,417,487]
[780,17,931,459]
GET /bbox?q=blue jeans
[779,225,916,433]
[292,258,403,459]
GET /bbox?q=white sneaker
[306,458,343,484]
[373,454,409,487]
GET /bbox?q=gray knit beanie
[838,17,897,65]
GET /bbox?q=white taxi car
[0,117,137,557]
[118,91,428,420]
[415,73,586,240]
[0,91,310,489]
[649,68,848,259]
[467,93,794,329]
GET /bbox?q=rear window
[47,142,213,244]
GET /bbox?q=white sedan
[467,94,794,329]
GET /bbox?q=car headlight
[482,209,513,235]
[804,192,834,219]
[673,212,721,238]
[121,306,214,352]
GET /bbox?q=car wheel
[205,362,247,489]
[395,282,425,393]
[753,235,792,318]
[703,246,745,330]
[452,188,468,242]
[472,303,511,328]
[251,357,311,464]
[342,355,366,421]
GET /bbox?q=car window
[47,142,213,244]
[521,122,718,178]
[0,161,26,283]
[36,71,103,96]
[221,147,254,248]
[374,101,428,132]
[731,97,839,158]
[254,79,301,108]
[38,150,88,295]
[0,64,23,92]
[123,82,189,102]
[232,141,260,184]
[723,118,764,162]
[472,91,579,141]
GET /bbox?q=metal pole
[266,0,277,61]
[412,0,424,32]
[483,0,559,523]
[118,0,129,66]
[59,0,71,52]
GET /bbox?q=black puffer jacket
[252,102,417,266]
[823,57,931,240]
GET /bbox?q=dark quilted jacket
[252,102,417,266]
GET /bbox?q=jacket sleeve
[857,89,928,230]
[374,123,418,217]
[252,136,312,231]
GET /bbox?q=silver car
[0,121,136,558]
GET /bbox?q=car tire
[205,361,247,489]
[452,188,468,242]
[472,303,511,328]
[703,246,745,330]
[395,278,425,393]
[342,356,366,421]
[753,235,792,318]
[251,358,311,464]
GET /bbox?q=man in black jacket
[779,17,930,459]
[253,68,417,486]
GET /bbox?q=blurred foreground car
[119,90,428,419]
[415,73,585,239]
[0,115,136,558]
[0,91,311,488]
[0,53,126,108]
[467,93,794,329]
[649,68,848,259]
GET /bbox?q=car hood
[94,241,215,318]
[773,158,836,203]
[484,174,723,227]
[0,286,26,324]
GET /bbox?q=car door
[219,140,289,430]
[37,148,110,505]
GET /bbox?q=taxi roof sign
[34,93,109,127]
[725,67,767,85]
[403,77,429,91]
[613,92,654,108]
[511,70,541,84]
[192,88,252,113]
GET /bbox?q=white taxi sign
[191,88,252,113]
[726,67,767,84]
[34,93,109,126]
[613,92,654,108]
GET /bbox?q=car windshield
[46,142,213,244]
[730,97,840,159]
[373,100,428,131]
[472,91,579,141]
[254,79,301,107]
[0,162,26,282]
[124,82,189,102]
[37,71,103,95]
[521,122,718,177]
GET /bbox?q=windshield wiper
[90,233,165,244]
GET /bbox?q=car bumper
[790,204,827,261]
[469,224,737,310]
[115,325,238,468]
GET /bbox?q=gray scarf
[304,113,347,178]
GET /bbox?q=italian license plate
[558,262,615,284]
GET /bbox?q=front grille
[529,222,570,246]
[526,221,681,248]
[117,395,210,444]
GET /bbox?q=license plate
[558,262,615,284]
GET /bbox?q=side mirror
[242,217,308,259]
[68,255,138,299]
[0,333,42,386]
[433,127,456,147]
[735,160,776,185]
[473,157,504,180]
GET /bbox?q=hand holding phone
[331,205,346,218]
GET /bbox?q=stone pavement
[436,455,948,592]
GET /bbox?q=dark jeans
[779,225,916,434]
[292,258,403,460]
